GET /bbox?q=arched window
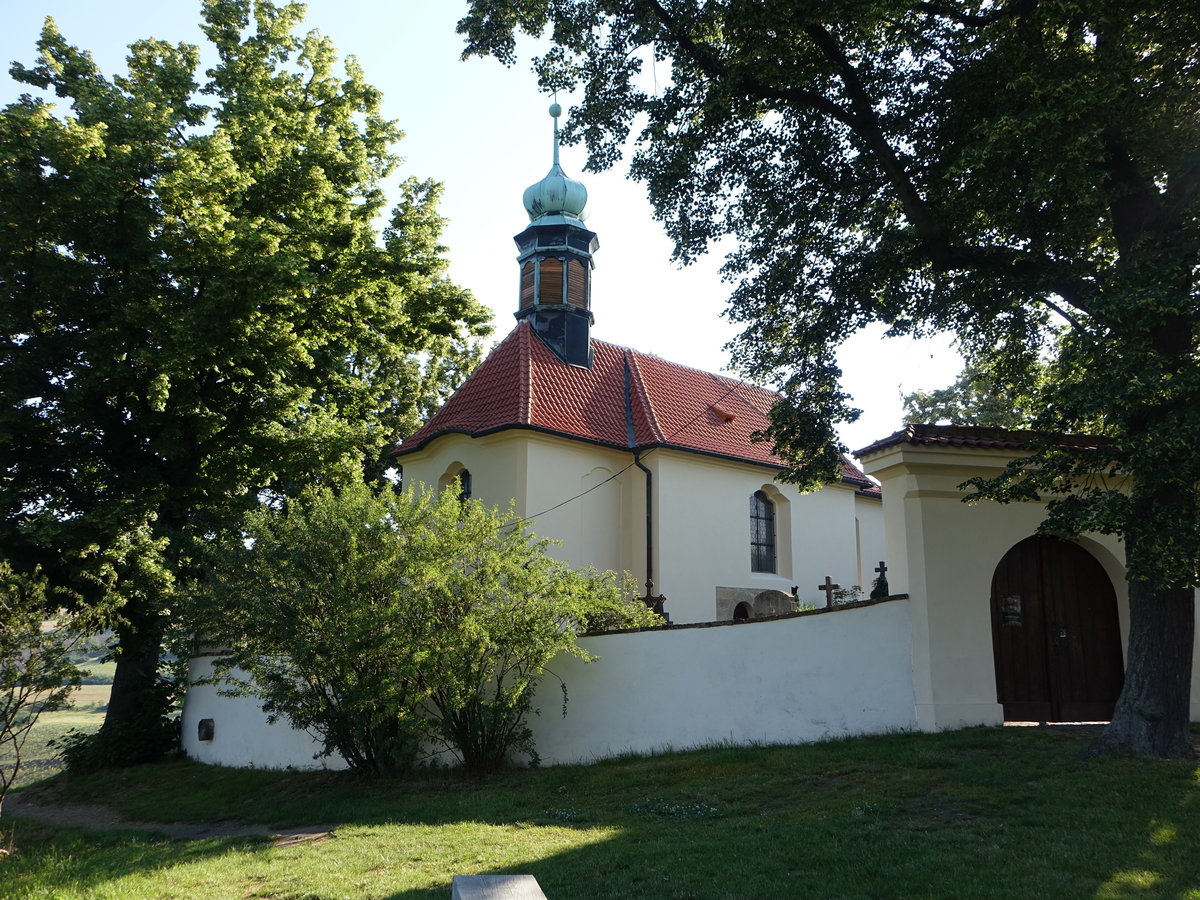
[438,464,472,502]
[750,490,776,573]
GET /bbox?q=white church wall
[862,441,1200,728]
[526,599,916,764]
[521,435,639,575]
[181,599,916,771]
[854,493,886,589]
[652,451,865,622]
[401,431,641,578]
[399,431,531,516]
[400,430,879,625]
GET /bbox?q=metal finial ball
[549,102,562,118]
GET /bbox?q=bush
[53,674,178,773]
[198,481,656,775]
[1,563,84,812]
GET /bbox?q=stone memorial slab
[451,874,548,900]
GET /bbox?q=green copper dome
[522,103,588,222]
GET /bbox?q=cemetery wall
[180,596,915,769]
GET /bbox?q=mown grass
[2,726,1198,899]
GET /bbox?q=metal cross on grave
[874,561,888,577]
[817,576,841,608]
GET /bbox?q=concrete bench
[451,875,548,900]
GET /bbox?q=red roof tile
[394,322,875,489]
[854,423,1111,458]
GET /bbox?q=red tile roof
[854,423,1111,458]
[394,322,875,490]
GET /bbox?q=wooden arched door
[990,535,1124,721]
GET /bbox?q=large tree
[0,0,490,763]
[460,0,1200,756]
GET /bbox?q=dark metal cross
[817,576,841,608]
[874,561,888,576]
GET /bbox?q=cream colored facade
[859,439,1200,729]
[398,428,885,624]
[180,427,1200,772]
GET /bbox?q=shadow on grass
[3,727,1198,899]
[0,819,275,900]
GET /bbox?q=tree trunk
[99,594,173,766]
[1088,564,1195,759]
[105,597,164,728]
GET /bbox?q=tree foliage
[0,563,86,814]
[903,361,1042,428]
[197,481,657,775]
[0,0,490,762]
[460,0,1200,757]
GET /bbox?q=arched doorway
[990,535,1125,721]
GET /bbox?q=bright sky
[0,0,963,452]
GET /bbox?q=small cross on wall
[817,576,841,608]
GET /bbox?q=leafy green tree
[1,563,86,814]
[903,361,1041,428]
[460,0,1200,756]
[0,0,490,764]
[198,481,657,775]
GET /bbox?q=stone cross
[817,576,841,608]
[874,561,888,577]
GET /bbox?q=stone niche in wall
[715,586,796,621]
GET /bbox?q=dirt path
[3,787,336,847]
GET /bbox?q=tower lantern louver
[514,103,598,368]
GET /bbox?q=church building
[180,108,1200,772]
[391,104,885,625]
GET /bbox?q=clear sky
[0,0,963,453]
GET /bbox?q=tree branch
[635,0,1097,319]
[636,0,858,128]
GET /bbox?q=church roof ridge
[392,322,876,491]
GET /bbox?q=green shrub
[1,563,85,810]
[197,481,656,775]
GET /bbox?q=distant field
[0,681,109,788]
[78,659,117,684]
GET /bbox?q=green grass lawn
[2,725,1198,899]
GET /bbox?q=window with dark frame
[457,469,472,502]
[750,490,776,573]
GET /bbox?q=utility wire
[520,376,756,521]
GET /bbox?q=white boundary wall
[181,598,915,769]
[527,597,915,762]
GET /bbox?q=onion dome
[522,103,588,222]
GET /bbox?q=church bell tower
[514,103,598,368]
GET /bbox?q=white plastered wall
[398,431,640,577]
[399,430,884,625]
[652,451,879,621]
[181,656,346,770]
[527,600,915,762]
[854,493,886,589]
[399,431,531,516]
[860,441,1200,729]
[182,600,916,770]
